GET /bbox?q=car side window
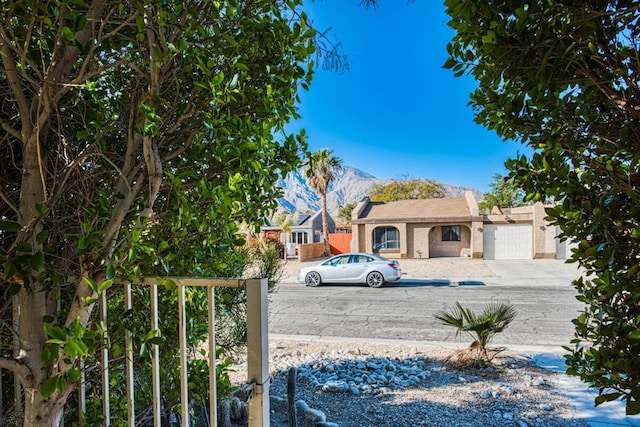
[328,256,348,266]
[350,255,372,264]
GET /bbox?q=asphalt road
[268,259,586,350]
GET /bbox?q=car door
[343,254,371,282]
[321,255,350,282]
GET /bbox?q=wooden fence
[328,233,353,255]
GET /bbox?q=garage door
[483,225,533,259]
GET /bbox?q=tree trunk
[321,194,330,256]
[22,388,66,427]
[6,4,109,425]
[18,129,54,426]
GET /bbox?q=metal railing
[3,277,271,426]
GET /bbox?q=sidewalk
[526,351,640,427]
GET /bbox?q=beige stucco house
[351,192,571,260]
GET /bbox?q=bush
[434,302,517,367]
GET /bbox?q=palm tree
[305,148,342,256]
[274,212,295,259]
[434,302,517,364]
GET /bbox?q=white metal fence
[5,277,271,427]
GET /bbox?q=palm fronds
[434,301,517,364]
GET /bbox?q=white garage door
[483,225,533,259]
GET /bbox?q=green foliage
[273,212,296,259]
[434,302,517,364]
[1,0,317,423]
[305,148,343,256]
[305,148,343,198]
[246,238,286,290]
[445,0,640,413]
[337,202,357,225]
[274,213,295,234]
[368,177,445,202]
[478,173,527,213]
[67,242,284,424]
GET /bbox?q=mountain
[276,165,484,215]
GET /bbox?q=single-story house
[261,211,335,256]
[351,192,571,260]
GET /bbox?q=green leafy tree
[478,173,526,213]
[368,177,445,202]
[337,202,357,225]
[0,1,316,425]
[305,148,343,256]
[445,0,640,413]
[274,212,296,259]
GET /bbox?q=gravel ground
[230,338,586,427]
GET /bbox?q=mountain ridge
[276,165,484,215]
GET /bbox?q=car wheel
[305,271,322,287]
[366,271,385,288]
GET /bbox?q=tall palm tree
[305,148,342,256]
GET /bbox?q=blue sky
[288,1,528,192]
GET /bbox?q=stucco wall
[471,220,483,258]
[353,222,477,259]
[407,224,430,258]
[533,204,557,258]
[365,222,407,258]
[429,225,471,257]
[352,223,366,253]
[350,196,565,259]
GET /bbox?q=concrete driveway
[269,258,586,350]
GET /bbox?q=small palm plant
[434,302,517,366]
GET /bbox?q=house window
[291,231,308,244]
[373,226,400,250]
[442,225,461,242]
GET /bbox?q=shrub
[434,302,517,367]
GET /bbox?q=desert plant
[247,238,286,291]
[434,302,517,365]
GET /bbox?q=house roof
[355,197,478,223]
[261,210,331,230]
[295,214,311,226]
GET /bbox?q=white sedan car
[297,253,401,288]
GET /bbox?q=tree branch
[0,187,18,215]
[1,121,21,141]
[0,21,31,138]
[103,171,145,255]
[578,59,640,119]
[0,357,32,386]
